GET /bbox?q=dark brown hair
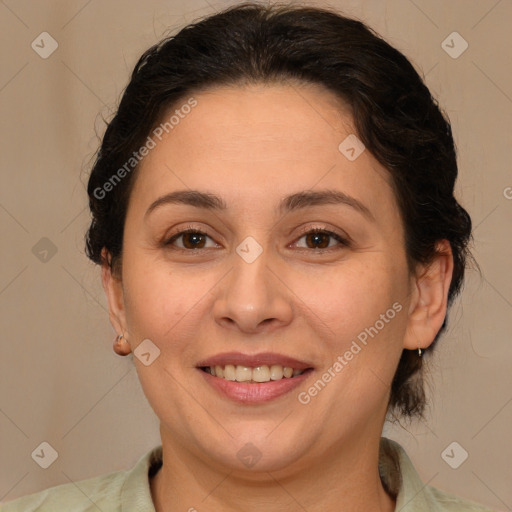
[85,2,473,418]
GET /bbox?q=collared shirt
[1,437,495,511]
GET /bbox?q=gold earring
[418,346,422,357]
[114,333,131,356]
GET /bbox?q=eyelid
[164,223,351,250]
[164,224,218,247]
[291,225,351,249]
[294,223,350,241]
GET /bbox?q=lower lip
[198,368,313,404]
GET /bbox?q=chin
[206,429,314,475]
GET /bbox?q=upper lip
[196,352,313,370]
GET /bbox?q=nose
[212,247,293,335]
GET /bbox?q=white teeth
[253,366,270,382]
[223,364,236,381]
[204,364,305,383]
[283,367,293,378]
[235,366,252,382]
[270,364,283,380]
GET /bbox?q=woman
[2,2,495,511]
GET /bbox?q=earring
[116,333,128,346]
[114,332,131,356]
[418,346,422,357]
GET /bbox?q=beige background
[0,0,511,509]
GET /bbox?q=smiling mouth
[200,364,311,383]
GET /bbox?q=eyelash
[164,225,350,252]
[294,226,350,251]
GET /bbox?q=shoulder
[425,485,496,512]
[0,469,126,512]
[380,437,496,512]
[1,446,162,512]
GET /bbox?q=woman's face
[109,82,417,473]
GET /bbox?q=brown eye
[181,232,207,249]
[166,230,216,250]
[305,232,330,249]
[295,229,349,250]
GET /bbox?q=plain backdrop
[0,0,511,509]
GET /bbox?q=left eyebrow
[279,189,375,222]
[144,188,375,222]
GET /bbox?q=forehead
[130,82,395,219]
[163,82,353,161]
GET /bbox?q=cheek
[122,256,207,344]
[308,261,409,389]
[305,257,407,334]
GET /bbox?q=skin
[102,82,453,512]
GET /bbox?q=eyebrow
[145,189,374,221]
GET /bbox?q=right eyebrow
[145,190,227,219]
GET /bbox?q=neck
[150,430,396,512]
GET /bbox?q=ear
[403,240,454,351]
[101,248,131,356]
